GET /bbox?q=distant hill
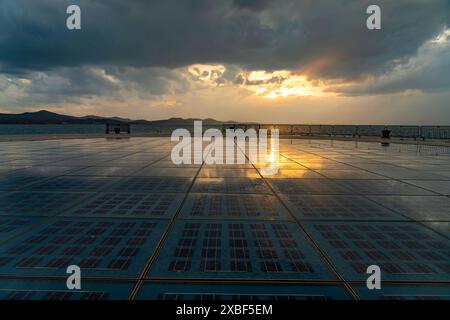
[0,110,78,124]
[0,110,240,125]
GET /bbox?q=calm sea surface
[0,124,170,135]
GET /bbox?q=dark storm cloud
[0,0,448,82]
[335,41,450,96]
[0,0,271,72]
[232,0,272,11]
[25,68,117,96]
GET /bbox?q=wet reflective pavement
[0,137,448,300]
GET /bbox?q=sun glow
[238,70,328,98]
[183,65,334,98]
[432,28,450,44]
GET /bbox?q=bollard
[381,128,391,146]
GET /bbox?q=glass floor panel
[424,222,449,237]
[133,167,199,177]
[0,216,42,241]
[303,221,450,282]
[405,180,450,196]
[111,176,194,193]
[0,279,133,300]
[137,282,352,300]
[0,192,92,217]
[0,218,168,278]
[352,284,450,300]
[192,178,272,194]
[281,195,405,220]
[27,176,125,192]
[70,166,142,177]
[179,193,292,220]
[0,175,52,191]
[63,192,184,219]
[0,137,449,299]
[334,180,436,195]
[368,196,450,221]
[268,179,352,195]
[148,220,336,280]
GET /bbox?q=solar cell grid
[269,179,351,194]
[149,221,335,280]
[198,168,260,178]
[71,166,141,176]
[261,169,323,179]
[298,162,352,170]
[151,160,202,168]
[314,170,385,180]
[367,168,445,180]
[179,194,291,220]
[281,195,405,220]
[0,218,168,277]
[111,176,193,192]
[0,192,91,216]
[136,283,351,300]
[27,176,124,191]
[0,174,54,190]
[333,180,435,195]
[133,167,199,177]
[0,217,43,241]
[192,178,272,194]
[12,166,82,176]
[304,222,450,281]
[0,279,133,300]
[0,159,55,166]
[64,192,184,218]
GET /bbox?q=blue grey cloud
[0,0,448,81]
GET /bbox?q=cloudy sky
[0,0,449,124]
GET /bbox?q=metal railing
[129,123,450,140]
[218,124,450,140]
